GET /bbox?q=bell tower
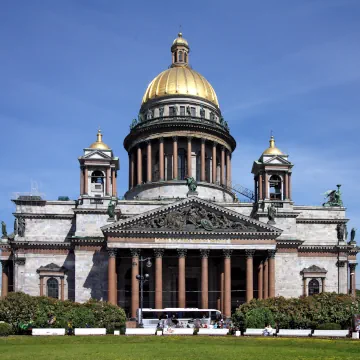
[252,135,293,205]
[78,130,120,204]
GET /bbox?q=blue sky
[0,0,359,284]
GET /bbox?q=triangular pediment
[264,156,291,165]
[102,197,282,236]
[83,150,111,160]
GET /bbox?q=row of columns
[129,137,232,188]
[255,172,292,201]
[107,248,276,318]
[80,167,117,197]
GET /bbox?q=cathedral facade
[1,33,358,319]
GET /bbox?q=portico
[102,196,281,318]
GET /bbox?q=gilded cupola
[262,136,283,156]
[89,129,110,150]
[141,33,219,107]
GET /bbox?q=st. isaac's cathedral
[1,33,358,319]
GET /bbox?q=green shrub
[0,293,126,334]
[0,322,13,337]
[316,322,342,330]
[232,293,360,330]
[245,308,275,328]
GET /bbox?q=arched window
[269,174,282,200]
[184,53,187,63]
[47,278,59,299]
[308,279,320,296]
[91,170,104,184]
[179,51,183,62]
[178,148,187,180]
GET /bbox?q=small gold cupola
[262,135,283,156]
[171,32,190,67]
[89,129,110,150]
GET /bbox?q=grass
[0,336,359,360]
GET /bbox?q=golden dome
[172,32,189,49]
[262,136,283,155]
[142,32,219,107]
[142,67,219,107]
[89,129,110,150]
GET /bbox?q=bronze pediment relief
[125,205,258,232]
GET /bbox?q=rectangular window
[191,107,196,116]
[169,106,175,116]
[180,106,185,116]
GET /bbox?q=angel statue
[267,204,276,225]
[185,177,197,192]
[1,221,7,237]
[350,228,356,243]
[323,184,343,207]
[107,199,116,220]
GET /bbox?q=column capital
[154,248,165,258]
[172,136,178,141]
[268,250,276,259]
[177,248,187,258]
[245,249,255,258]
[221,145,225,151]
[0,260,8,267]
[146,139,151,145]
[200,249,210,258]
[15,258,26,266]
[130,248,141,258]
[336,260,346,268]
[201,138,206,144]
[213,141,217,147]
[349,263,358,271]
[223,249,233,258]
[187,136,192,142]
[107,249,117,258]
[159,137,164,143]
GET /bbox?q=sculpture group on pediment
[134,205,258,232]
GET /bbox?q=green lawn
[0,336,358,360]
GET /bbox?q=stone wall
[275,253,340,298]
[74,249,108,302]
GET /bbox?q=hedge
[0,293,126,334]
[0,322,13,337]
[232,292,360,330]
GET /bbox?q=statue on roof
[1,221,7,237]
[130,118,138,130]
[107,199,116,220]
[322,184,343,207]
[267,203,276,225]
[350,228,356,243]
[185,177,197,192]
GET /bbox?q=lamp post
[136,256,152,328]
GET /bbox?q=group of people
[262,324,275,336]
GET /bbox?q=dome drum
[124,180,235,202]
